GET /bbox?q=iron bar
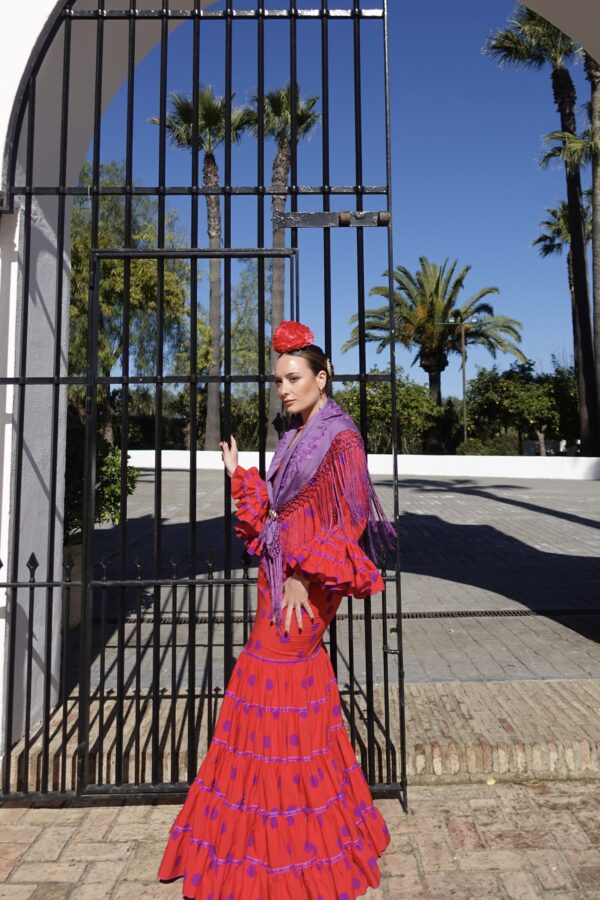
[1,74,36,797]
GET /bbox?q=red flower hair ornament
[272,320,314,354]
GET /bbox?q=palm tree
[248,85,320,448]
[343,257,526,405]
[150,86,253,449]
[533,200,592,409]
[484,4,598,453]
[585,54,600,420]
[541,87,600,449]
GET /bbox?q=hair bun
[272,320,314,353]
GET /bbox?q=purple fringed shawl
[256,398,396,628]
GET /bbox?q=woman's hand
[219,435,238,478]
[275,573,314,635]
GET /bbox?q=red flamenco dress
[158,428,390,898]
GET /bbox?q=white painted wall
[128,449,600,480]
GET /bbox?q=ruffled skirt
[158,638,390,898]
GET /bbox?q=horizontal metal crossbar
[9,185,388,198]
[63,9,385,21]
[274,210,392,228]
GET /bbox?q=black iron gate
[0,0,406,807]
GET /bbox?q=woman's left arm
[285,431,385,597]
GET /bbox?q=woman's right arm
[220,436,269,552]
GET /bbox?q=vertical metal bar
[116,0,137,787]
[78,256,100,796]
[170,562,178,782]
[320,0,332,365]
[380,570,394,782]
[22,558,38,791]
[77,0,105,798]
[289,0,299,320]
[363,594,375,781]
[41,14,72,794]
[347,595,356,750]
[328,610,338,679]
[152,0,169,786]
[187,0,201,783]
[353,0,368,440]
[59,556,73,791]
[223,1,234,683]
[257,2,266,475]
[2,76,36,796]
[134,557,142,784]
[242,554,250,643]
[382,0,407,810]
[206,557,214,749]
[98,561,108,784]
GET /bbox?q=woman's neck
[300,396,327,425]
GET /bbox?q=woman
[159,320,395,899]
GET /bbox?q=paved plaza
[3,474,599,897]
[91,471,600,684]
[1,780,600,898]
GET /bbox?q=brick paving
[1,781,600,898]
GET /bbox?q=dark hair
[279,344,334,394]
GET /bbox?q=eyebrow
[274,371,301,379]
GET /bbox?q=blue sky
[96,0,592,399]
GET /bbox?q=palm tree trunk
[427,370,442,406]
[567,249,590,444]
[584,52,600,454]
[203,151,222,450]
[267,142,291,450]
[552,65,598,454]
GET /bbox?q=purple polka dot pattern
[332,704,341,716]
[191,873,201,886]
[223,720,231,732]
[290,734,299,746]
[248,674,256,686]
[265,678,273,690]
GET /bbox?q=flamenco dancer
[158,320,396,899]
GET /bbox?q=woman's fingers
[295,604,303,633]
[302,598,315,622]
[284,603,293,636]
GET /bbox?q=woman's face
[274,354,326,420]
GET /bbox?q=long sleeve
[231,465,268,555]
[284,431,385,597]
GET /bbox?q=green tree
[343,257,525,405]
[69,161,189,443]
[248,85,320,448]
[467,361,563,456]
[150,86,253,450]
[334,367,438,454]
[484,4,598,453]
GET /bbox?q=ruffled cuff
[286,529,384,597]
[231,465,268,553]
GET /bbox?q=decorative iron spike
[0,558,3,572]
[26,553,39,577]
[100,557,110,579]
[169,555,180,577]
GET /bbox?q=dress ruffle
[158,646,389,899]
[287,529,385,597]
[231,466,269,556]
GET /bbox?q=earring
[319,389,326,410]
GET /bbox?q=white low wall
[127,450,600,480]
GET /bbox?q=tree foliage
[334,367,438,454]
[343,257,525,406]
